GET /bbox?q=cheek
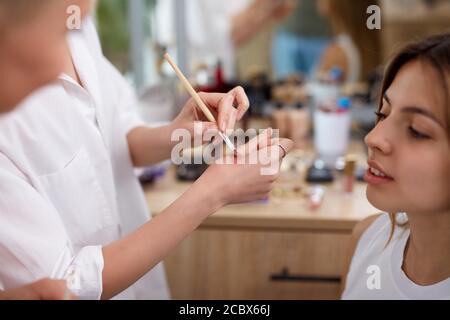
[9,32,64,81]
[429,161,450,207]
[397,150,450,212]
[366,147,450,213]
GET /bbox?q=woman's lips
[364,168,394,185]
[364,160,394,185]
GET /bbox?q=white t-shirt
[0,18,169,300]
[342,213,450,300]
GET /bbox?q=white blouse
[342,213,450,300]
[0,18,169,300]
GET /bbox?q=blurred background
[94,0,450,299]
[95,0,450,134]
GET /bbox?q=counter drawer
[165,228,352,299]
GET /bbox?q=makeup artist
[0,0,91,300]
[0,2,293,300]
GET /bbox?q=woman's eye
[374,111,387,122]
[409,126,430,139]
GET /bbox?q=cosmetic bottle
[342,156,356,193]
[308,186,325,210]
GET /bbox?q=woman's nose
[364,123,393,156]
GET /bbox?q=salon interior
[95,0,449,299]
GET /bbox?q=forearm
[127,124,177,167]
[231,0,275,46]
[100,177,222,300]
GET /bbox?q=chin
[366,185,401,213]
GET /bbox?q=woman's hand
[171,86,250,144]
[197,130,293,207]
[0,279,76,300]
[102,129,292,299]
[127,86,249,168]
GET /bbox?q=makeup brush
[164,53,236,153]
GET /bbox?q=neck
[403,210,450,285]
[62,41,82,87]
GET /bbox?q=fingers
[196,92,228,126]
[236,128,273,156]
[252,138,292,176]
[197,87,250,132]
[227,107,238,132]
[266,138,294,160]
[276,138,294,159]
[216,94,235,132]
[27,279,76,300]
[36,279,72,300]
[228,86,250,120]
[1,279,68,300]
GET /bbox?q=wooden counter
[145,139,377,232]
[145,169,376,232]
[144,145,378,300]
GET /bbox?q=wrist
[193,169,226,213]
[170,116,182,131]
[166,121,182,149]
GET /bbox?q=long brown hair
[377,33,450,243]
[324,0,382,80]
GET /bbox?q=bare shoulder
[340,213,383,296]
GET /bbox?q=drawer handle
[270,267,341,283]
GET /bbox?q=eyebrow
[383,93,444,128]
